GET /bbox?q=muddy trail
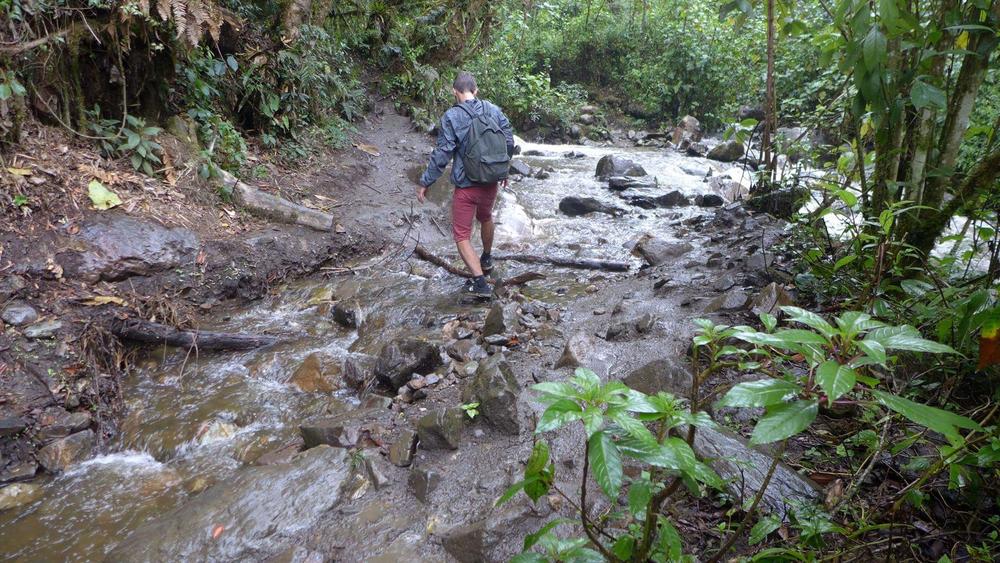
[0,107,811,562]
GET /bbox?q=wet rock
[509,159,533,177]
[680,162,711,177]
[388,430,418,467]
[578,113,596,125]
[466,355,521,435]
[109,446,352,562]
[558,196,623,217]
[441,505,549,563]
[254,440,304,466]
[288,353,339,393]
[343,353,375,390]
[632,237,694,267]
[300,422,361,449]
[704,289,750,313]
[0,417,27,437]
[685,142,708,157]
[606,313,655,341]
[265,546,325,563]
[0,274,27,300]
[623,359,692,396]
[596,155,647,180]
[0,482,43,511]
[712,274,737,292]
[416,408,464,450]
[747,186,808,219]
[61,215,198,283]
[195,419,238,444]
[535,169,551,180]
[0,459,38,483]
[655,190,690,207]
[751,282,795,316]
[707,141,745,162]
[332,300,363,328]
[483,302,519,337]
[555,332,612,377]
[36,408,91,441]
[745,252,775,272]
[446,339,485,363]
[1,301,39,326]
[408,466,442,503]
[374,339,442,390]
[694,426,821,518]
[23,320,62,339]
[696,194,726,207]
[37,430,94,473]
[608,175,658,191]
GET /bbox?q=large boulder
[465,356,521,435]
[703,289,750,313]
[373,339,442,390]
[623,359,692,396]
[555,332,613,377]
[61,216,199,282]
[287,353,340,393]
[1,301,38,326]
[107,446,353,562]
[632,237,694,266]
[37,430,94,473]
[483,303,520,338]
[622,191,689,210]
[747,186,809,219]
[595,155,647,180]
[558,197,624,218]
[440,505,550,563]
[672,115,702,144]
[706,141,745,162]
[750,282,795,316]
[416,408,464,450]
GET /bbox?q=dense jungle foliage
[2,0,999,560]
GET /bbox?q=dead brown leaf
[354,143,381,157]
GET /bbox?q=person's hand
[415,185,427,203]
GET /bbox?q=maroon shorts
[451,183,498,242]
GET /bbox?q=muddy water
[0,142,742,562]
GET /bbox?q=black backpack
[455,102,511,184]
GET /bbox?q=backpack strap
[453,101,484,119]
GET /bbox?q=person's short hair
[453,71,478,94]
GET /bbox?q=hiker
[415,71,515,297]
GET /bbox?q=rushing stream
[0,141,744,562]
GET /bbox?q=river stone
[558,196,623,217]
[0,274,27,300]
[299,421,360,449]
[37,430,94,473]
[482,303,510,337]
[287,353,338,393]
[408,466,442,503]
[0,482,43,511]
[332,299,363,328]
[608,175,658,191]
[509,159,533,177]
[265,546,325,563]
[374,339,442,390]
[751,282,795,316]
[441,505,549,563]
[343,353,375,389]
[1,301,38,326]
[23,320,62,339]
[633,237,694,267]
[36,407,91,441]
[466,355,521,435]
[696,194,725,207]
[685,142,709,157]
[623,359,692,397]
[0,417,27,437]
[707,140,745,162]
[555,331,612,377]
[388,429,418,467]
[694,426,821,519]
[62,215,198,283]
[605,312,655,342]
[416,408,464,450]
[595,155,647,180]
[108,446,352,562]
[704,289,750,313]
[747,186,809,219]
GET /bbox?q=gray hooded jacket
[419,98,515,188]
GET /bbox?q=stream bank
[2,105,815,561]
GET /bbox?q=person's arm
[419,111,458,188]
[496,108,515,157]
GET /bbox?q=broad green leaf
[581,407,604,437]
[87,180,122,210]
[911,79,946,111]
[815,360,856,403]
[611,410,655,442]
[751,400,819,445]
[862,26,887,71]
[510,553,547,563]
[855,338,887,365]
[780,307,836,337]
[773,329,830,345]
[718,379,801,408]
[871,390,981,446]
[523,518,574,551]
[572,367,601,393]
[524,441,554,501]
[611,536,635,560]
[0,83,10,100]
[628,478,651,518]
[496,478,529,506]
[536,399,583,433]
[749,514,781,545]
[588,430,623,499]
[658,517,684,561]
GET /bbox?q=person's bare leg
[480,219,495,256]
[456,240,483,276]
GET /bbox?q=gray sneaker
[464,277,493,298]
[480,253,494,273]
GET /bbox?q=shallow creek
[0,142,742,562]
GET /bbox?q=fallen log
[412,245,546,285]
[111,319,279,351]
[218,170,334,232]
[493,253,630,272]
[502,271,547,286]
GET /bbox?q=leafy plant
[460,402,480,419]
[85,109,164,176]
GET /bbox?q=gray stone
[441,506,549,563]
[373,339,442,390]
[0,482,44,511]
[38,430,94,473]
[509,159,533,177]
[0,274,27,300]
[680,162,711,177]
[608,175,658,191]
[388,430,418,467]
[466,355,521,435]
[606,312,655,342]
[265,546,325,563]
[408,467,442,503]
[596,155,647,180]
[1,301,38,326]
[483,303,518,338]
[343,353,375,389]
[696,194,726,207]
[36,408,91,441]
[578,113,595,125]
[62,215,198,283]
[704,290,750,313]
[686,142,708,157]
[332,300,363,328]
[416,408,464,450]
[623,359,692,397]
[108,446,352,562]
[299,422,360,449]
[0,460,38,483]
[751,282,796,316]
[555,331,612,377]
[694,426,821,519]
[23,320,62,339]
[707,141,745,162]
[747,186,808,219]
[633,237,694,266]
[0,417,27,437]
[558,196,623,217]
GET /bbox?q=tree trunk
[282,0,312,40]
[762,0,777,176]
